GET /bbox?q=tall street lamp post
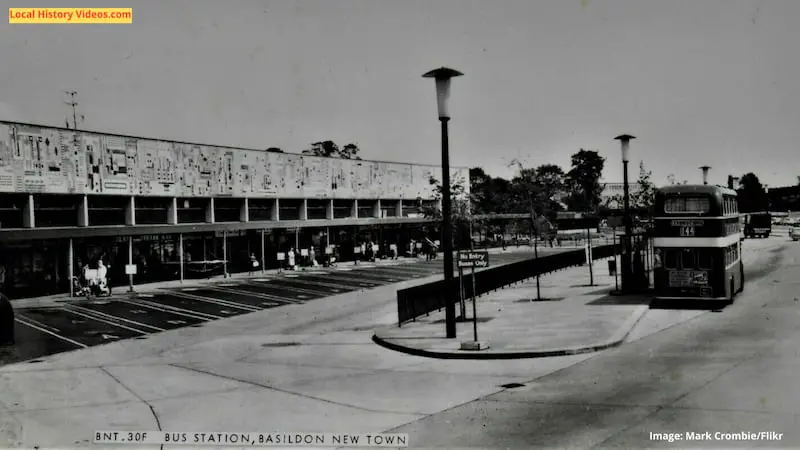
[423,66,463,339]
[615,134,635,293]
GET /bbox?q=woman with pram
[73,257,112,298]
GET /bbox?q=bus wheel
[729,278,736,304]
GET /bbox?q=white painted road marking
[68,304,166,332]
[14,317,88,349]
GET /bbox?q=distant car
[791,227,800,241]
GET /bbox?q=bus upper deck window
[664,196,710,214]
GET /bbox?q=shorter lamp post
[615,134,635,293]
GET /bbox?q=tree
[303,141,339,157]
[563,149,605,213]
[468,167,513,215]
[265,147,284,153]
[339,143,362,160]
[302,141,362,159]
[419,175,472,248]
[631,161,656,214]
[666,174,688,185]
[737,172,769,213]
[508,161,565,222]
[419,175,471,222]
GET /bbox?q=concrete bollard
[0,293,14,346]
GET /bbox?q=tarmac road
[2,248,562,366]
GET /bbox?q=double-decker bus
[653,185,744,302]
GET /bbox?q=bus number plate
[679,226,696,237]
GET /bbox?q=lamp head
[614,134,636,162]
[423,67,464,119]
[699,166,711,185]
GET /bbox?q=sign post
[458,266,466,321]
[606,216,624,294]
[457,251,490,350]
[128,236,134,292]
[613,227,619,291]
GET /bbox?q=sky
[1,0,798,187]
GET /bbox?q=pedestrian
[309,246,318,267]
[0,292,13,346]
[287,247,296,271]
[0,263,6,294]
[249,253,259,275]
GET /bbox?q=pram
[72,272,112,298]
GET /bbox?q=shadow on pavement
[513,297,565,303]
[649,298,732,310]
[432,317,494,324]
[588,294,652,306]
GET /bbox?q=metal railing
[396,243,621,325]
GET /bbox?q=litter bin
[607,259,616,276]
[0,293,14,346]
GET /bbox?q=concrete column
[397,200,404,218]
[260,229,265,274]
[300,199,308,221]
[128,236,134,292]
[352,199,359,218]
[374,199,381,218]
[205,198,215,223]
[223,230,228,277]
[240,198,249,222]
[326,199,334,220]
[23,194,34,228]
[68,238,74,297]
[178,233,184,283]
[272,199,280,221]
[125,196,136,226]
[78,194,89,227]
[168,197,178,225]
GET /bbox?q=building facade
[0,121,469,298]
[600,182,642,209]
[767,185,800,212]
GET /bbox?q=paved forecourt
[2,247,561,366]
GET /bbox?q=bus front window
[664,250,678,269]
[697,249,712,269]
[681,249,695,270]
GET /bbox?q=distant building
[767,184,800,212]
[600,182,642,209]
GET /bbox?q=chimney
[699,166,711,185]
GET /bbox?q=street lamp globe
[422,67,464,119]
[615,134,635,163]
